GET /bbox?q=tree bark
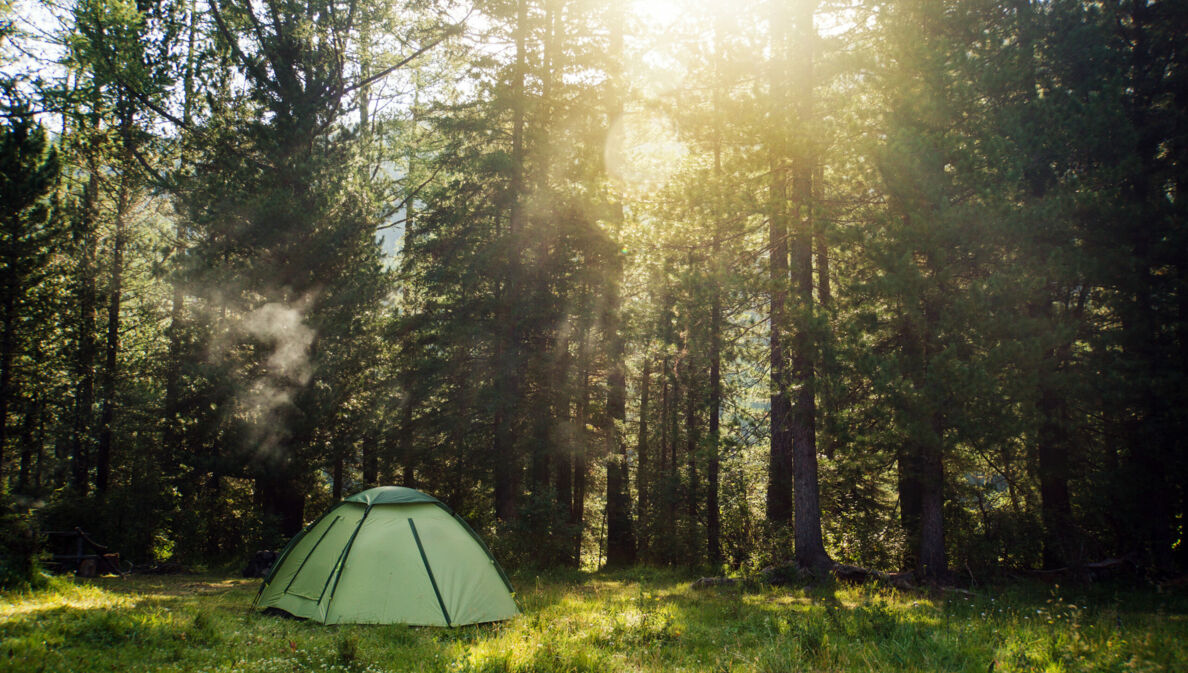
[684,359,699,552]
[396,370,416,486]
[162,281,185,458]
[1037,344,1076,569]
[788,0,836,573]
[95,113,133,495]
[571,362,590,567]
[765,0,794,529]
[636,357,651,549]
[904,297,946,579]
[813,164,837,462]
[602,0,635,570]
[897,442,923,570]
[71,166,99,495]
[708,254,723,566]
[493,0,529,523]
[660,356,671,479]
[332,440,344,500]
[667,355,680,530]
[554,438,573,535]
[786,0,830,571]
[604,321,635,565]
[917,412,947,579]
[1121,0,1175,571]
[706,26,727,565]
[33,402,45,491]
[0,282,16,484]
[163,0,198,475]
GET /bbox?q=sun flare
[630,0,688,28]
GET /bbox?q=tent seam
[282,514,343,597]
[409,517,452,627]
[320,504,372,621]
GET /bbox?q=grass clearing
[2,569,1185,672]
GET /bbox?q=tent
[253,486,518,626]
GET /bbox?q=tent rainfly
[253,486,518,626]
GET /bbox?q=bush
[0,498,44,589]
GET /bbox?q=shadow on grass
[6,569,1185,673]
[652,577,992,671]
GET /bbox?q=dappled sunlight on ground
[87,575,257,596]
[0,580,135,621]
[1,570,1185,672]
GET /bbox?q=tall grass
[1,570,1184,672]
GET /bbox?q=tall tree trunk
[332,439,344,500]
[813,163,837,462]
[918,412,946,579]
[787,0,830,570]
[765,0,794,529]
[813,164,831,308]
[1178,262,1188,569]
[571,362,590,567]
[554,438,573,536]
[1122,0,1175,571]
[361,440,377,486]
[95,114,133,495]
[896,306,924,571]
[707,256,723,566]
[163,0,199,470]
[1009,0,1078,571]
[356,19,377,491]
[604,325,635,565]
[71,165,99,494]
[396,369,416,486]
[657,279,677,564]
[706,28,727,565]
[684,361,699,555]
[1037,348,1075,569]
[897,442,923,570]
[493,0,529,523]
[603,0,635,570]
[636,357,651,552]
[680,252,699,555]
[905,299,946,580]
[666,356,680,532]
[660,355,670,480]
[162,282,185,461]
[34,404,45,491]
[555,338,574,564]
[0,287,16,485]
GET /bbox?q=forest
[0,0,1185,584]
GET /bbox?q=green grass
[2,569,1185,672]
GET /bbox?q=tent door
[283,515,344,600]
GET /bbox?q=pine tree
[0,107,60,485]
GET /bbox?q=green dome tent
[253,486,518,626]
